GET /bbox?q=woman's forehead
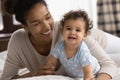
[26,3,49,22]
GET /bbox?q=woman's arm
[84,29,118,79]
[0,43,22,80]
[12,72,35,79]
[12,69,55,79]
[0,30,34,80]
[2,54,57,79]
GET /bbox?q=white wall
[46,0,97,28]
[0,0,98,30]
[0,1,3,30]
[0,14,3,30]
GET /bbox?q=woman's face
[25,3,54,45]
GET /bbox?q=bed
[0,50,81,80]
[0,50,7,77]
[0,33,120,80]
[13,75,76,80]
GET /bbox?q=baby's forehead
[66,17,85,21]
[65,18,86,23]
[64,20,86,27]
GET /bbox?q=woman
[0,0,117,80]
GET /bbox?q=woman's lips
[42,26,52,35]
[42,29,51,35]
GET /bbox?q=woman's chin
[42,36,52,43]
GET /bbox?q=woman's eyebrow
[31,20,39,23]
[46,12,50,16]
[30,12,50,23]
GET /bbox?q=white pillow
[108,53,120,67]
[105,33,120,54]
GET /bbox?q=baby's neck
[64,45,78,59]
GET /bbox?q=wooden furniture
[0,1,21,51]
[0,33,12,52]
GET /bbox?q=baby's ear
[83,33,87,40]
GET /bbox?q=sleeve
[88,28,107,49]
[79,42,92,67]
[0,32,23,80]
[51,42,61,59]
[84,33,118,78]
[51,21,63,51]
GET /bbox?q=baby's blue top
[51,40,100,78]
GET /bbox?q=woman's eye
[46,15,51,20]
[34,22,40,26]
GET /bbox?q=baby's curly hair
[60,9,93,34]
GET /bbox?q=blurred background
[0,0,120,51]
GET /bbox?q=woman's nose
[42,23,51,34]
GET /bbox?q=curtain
[97,0,120,37]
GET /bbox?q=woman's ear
[22,25,29,32]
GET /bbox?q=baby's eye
[66,27,72,30]
[76,29,80,32]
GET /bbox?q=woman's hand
[36,64,56,75]
[95,73,112,80]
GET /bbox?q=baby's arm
[83,64,94,80]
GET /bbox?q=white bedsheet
[13,75,77,80]
[12,72,120,80]
[0,51,120,80]
[0,51,7,77]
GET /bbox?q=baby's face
[62,19,86,46]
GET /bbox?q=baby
[41,9,100,80]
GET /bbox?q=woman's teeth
[42,29,51,34]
